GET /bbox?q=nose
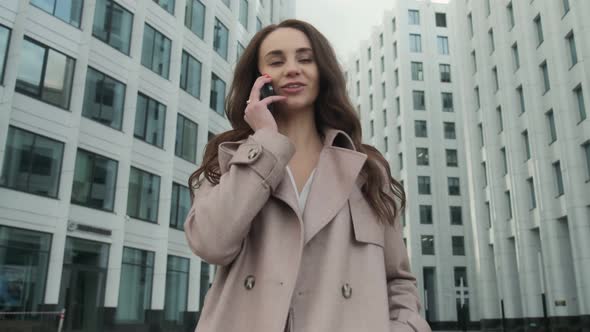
[284,59,301,77]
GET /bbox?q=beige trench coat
[185,128,431,332]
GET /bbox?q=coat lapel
[301,129,367,245]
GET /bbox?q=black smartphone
[257,72,276,112]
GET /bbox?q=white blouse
[286,166,316,214]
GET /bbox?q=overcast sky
[295,0,450,63]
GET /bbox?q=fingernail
[264,73,271,78]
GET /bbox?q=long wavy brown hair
[188,19,405,225]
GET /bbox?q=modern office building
[0,0,293,331]
[453,0,590,330]
[345,0,475,329]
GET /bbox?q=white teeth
[285,84,302,88]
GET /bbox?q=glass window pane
[185,0,205,39]
[43,49,75,109]
[213,18,229,60]
[0,24,11,83]
[239,0,248,28]
[16,39,46,97]
[210,73,226,116]
[71,150,93,205]
[54,0,83,27]
[1,127,35,192]
[164,255,189,323]
[141,25,155,69]
[116,247,154,323]
[134,94,147,139]
[29,134,64,197]
[109,2,133,54]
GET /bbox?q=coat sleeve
[384,221,432,332]
[184,128,295,266]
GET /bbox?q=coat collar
[272,128,367,245]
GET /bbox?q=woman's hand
[244,74,286,132]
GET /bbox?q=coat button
[247,147,259,160]
[342,283,352,299]
[244,275,256,290]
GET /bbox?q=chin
[282,98,313,112]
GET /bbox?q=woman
[185,19,431,332]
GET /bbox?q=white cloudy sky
[295,0,450,62]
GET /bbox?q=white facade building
[453,0,590,330]
[0,0,294,331]
[346,0,475,329]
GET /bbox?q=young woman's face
[258,28,320,112]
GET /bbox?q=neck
[275,106,323,155]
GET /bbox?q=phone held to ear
[258,72,276,112]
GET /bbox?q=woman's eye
[270,61,283,66]
[300,58,313,63]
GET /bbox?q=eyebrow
[264,47,313,59]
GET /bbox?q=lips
[281,82,306,88]
[280,82,306,94]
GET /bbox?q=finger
[260,95,287,105]
[248,75,273,103]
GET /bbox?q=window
[421,235,434,255]
[0,25,10,84]
[485,0,491,16]
[497,106,504,132]
[437,36,449,55]
[82,67,126,130]
[523,130,531,160]
[127,167,161,222]
[446,149,458,167]
[492,66,499,92]
[448,177,460,195]
[154,0,174,14]
[482,162,488,186]
[170,183,191,230]
[16,37,75,109]
[199,261,211,309]
[501,148,508,175]
[467,13,473,37]
[220,0,230,7]
[444,122,456,139]
[411,62,423,81]
[93,0,133,54]
[368,69,373,86]
[370,120,374,137]
[440,64,451,83]
[0,126,64,197]
[517,85,525,114]
[71,149,118,211]
[213,18,229,60]
[452,236,465,255]
[31,0,82,27]
[474,86,480,109]
[141,24,171,79]
[384,137,388,152]
[418,176,431,195]
[488,29,495,53]
[398,152,403,170]
[505,191,512,219]
[566,31,578,67]
[180,51,202,99]
[355,59,359,72]
[485,202,492,228]
[454,267,468,287]
[116,247,154,323]
[546,109,557,143]
[574,85,586,122]
[527,177,537,209]
[409,34,422,52]
[175,114,198,163]
[210,73,226,116]
[239,0,249,29]
[392,17,396,32]
[256,17,262,32]
[409,9,420,25]
[382,109,387,126]
[208,131,215,142]
[583,142,590,180]
[396,97,400,116]
[381,82,386,99]
[367,47,372,60]
[435,13,447,27]
[417,148,429,166]
[471,50,477,73]
[512,42,520,70]
[0,226,51,315]
[164,255,190,323]
[185,0,205,39]
[553,161,564,196]
[236,42,245,60]
[413,90,425,110]
[356,81,360,96]
[540,61,550,93]
[415,120,427,138]
[420,205,433,224]
[442,92,454,112]
[380,56,385,73]
[393,41,398,59]
[397,126,402,142]
[369,94,373,110]
[379,33,383,47]
[394,69,399,87]
[134,93,166,148]
[506,2,515,29]
[534,15,544,46]
[562,0,570,14]
[450,206,462,225]
[478,123,484,147]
